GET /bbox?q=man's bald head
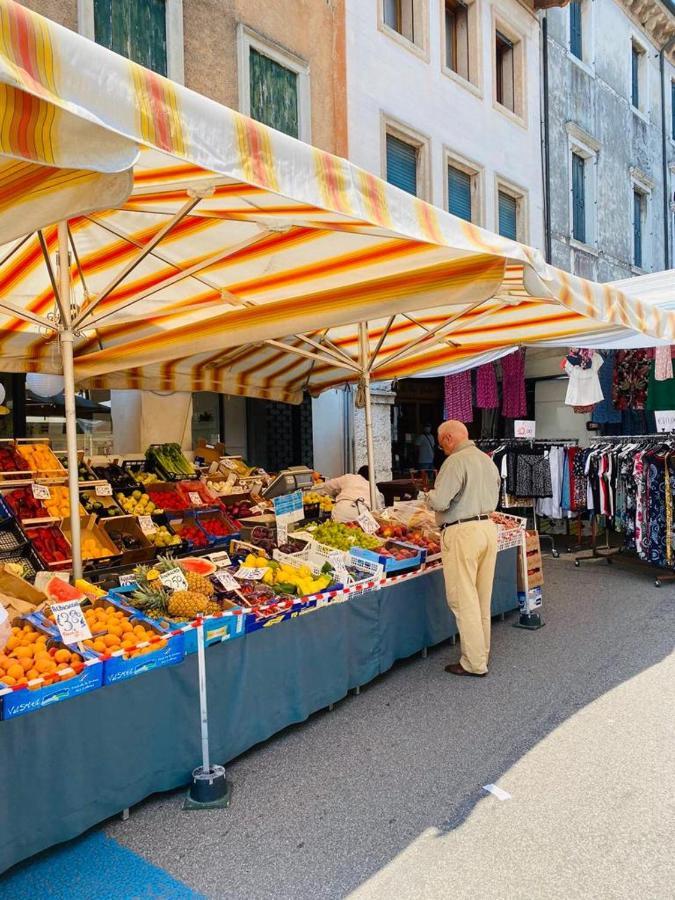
[437,420,469,456]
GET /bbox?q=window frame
[236,24,311,143]
[440,0,481,95]
[491,15,526,126]
[566,122,600,253]
[629,34,649,121]
[444,148,483,226]
[566,0,594,76]
[78,0,185,83]
[378,0,429,60]
[495,176,528,243]
[630,167,654,273]
[381,115,431,201]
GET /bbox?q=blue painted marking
[0,831,202,899]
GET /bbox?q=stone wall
[353,382,395,482]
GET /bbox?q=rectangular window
[93,0,167,75]
[495,31,515,112]
[631,43,640,109]
[498,190,518,240]
[386,134,418,195]
[383,0,417,45]
[445,0,469,80]
[448,165,472,221]
[671,80,675,140]
[569,1,583,61]
[249,48,299,138]
[633,190,643,268]
[571,152,586,243]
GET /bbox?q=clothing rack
[575,433,675,587]
[477,438,579,558]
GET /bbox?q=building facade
[543,0,675,280]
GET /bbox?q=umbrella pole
[57,222,83,581]
[358,322,377,509]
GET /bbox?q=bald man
[425,420,501,677]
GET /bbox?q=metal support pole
[358,322,378,509]
[57,222,83,581]
[197,621,210,773]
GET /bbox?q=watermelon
[45,576,86,603]
[178,557,217,576]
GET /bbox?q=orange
[107,624,123,637]
[5,636,18,652]
[26,668,39,680]
[119,620,132,634]
[13,645,32,659]
[36,658,56,674]
[83,639,95,649]
[54,649,71,664]
[92,639,107,653]
[0,654,9,669]
[133,625,146,638]
[2,676,16,686]
[6,663,24,680]
[19,657,34,672]
[103,633,120,647]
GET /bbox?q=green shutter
[498,191,517,240]
[448,166,472,221]
[631,46,640,108]
[94,0,167,76]
[633,191,643,268]
[572,153,586,243]
[249,49,299,139]
[386,135,418,196]
[569,1,582,60]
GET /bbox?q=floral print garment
[612,349,650,411]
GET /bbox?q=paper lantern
[26,373,64,398]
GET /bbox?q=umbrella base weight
[513,612,544,631]
[183,765,232,810]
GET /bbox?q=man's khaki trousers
[440,520,498,675]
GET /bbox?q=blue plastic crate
[152,603,247,654]
[350,540,425,575]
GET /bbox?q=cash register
[262,466,315,500]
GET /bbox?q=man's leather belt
[440,514,491,530]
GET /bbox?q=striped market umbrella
[0,0,674,562]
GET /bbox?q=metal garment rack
[575,433,675,587]
[477,438,579,559]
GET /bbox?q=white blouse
[564,352,604,407]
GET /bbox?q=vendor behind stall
[316,466,383,523]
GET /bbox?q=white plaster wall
[534,379,591,444]
[111,391,192,454]
[345,0,544,248]
[311,390,347,477]
[222,395,248,458]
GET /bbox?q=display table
[0,551,517,874]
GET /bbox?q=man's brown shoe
[444,663,487,677]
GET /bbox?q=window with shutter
[633,191,643,268]
[569,1,583,61]
[498,191,518,240]
[94,0,167,76]
[671,80,675,140]
[249,49,299,139]
[383,0,417,45]
[631,44,640,109]
[448,166,472,222]
[445,0,469,80]
[495,31,515,112]
[386,134,418,196]
[571,153,586,243]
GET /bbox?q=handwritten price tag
[514,420,536,439]
[356,510,379,534]
[188,491,204,507]
[50,599,91,645]
[118,574,138,587]
[276,520,288,544]
[215,571,240,591]
[95,483,113,497]
[159,567,188,591]
[235,566,267,581]
[138,515,157,535]
[208,550,232,569]
[32,483,51,500]
[655,411,675,433]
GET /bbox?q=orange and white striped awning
[0,0,673,402]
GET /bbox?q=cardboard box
[193,439,226,465]
[518,530,544,590]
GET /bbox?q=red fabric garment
[475,363,499,409]
[501,349,527,418]
[443,371,473,423]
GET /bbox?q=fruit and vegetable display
[105,527,147,555]
[146,443,196,480]
[196,512,236,541]
[304,521,383,551]
[43,486,86,520]
[25,524,71,565]
[222,497,256,522]
[91,463,137,491]
[81,491,124,518]
[144,523,182,549]
[16,443,64,474]
[0,445,30,476]
[244,554,333,597]
[130,558,221,621]
[170,518,210,548]
[0,622,83,687]
[79,604,162,659]
[145,485,188,511]
[3,487,49,521]
[130,469,161,486]
[115,490,158,516]
[377,521,440,557]
[302,490,333,516]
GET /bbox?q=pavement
[1,555,674,899]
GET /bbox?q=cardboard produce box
[518,530,544,590]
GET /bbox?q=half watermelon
[178,557,217,576]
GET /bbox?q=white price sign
[118,574,137,587]
[655,410,675,433]
[276,520,288,544]
[95,483,113,497]
[236,566,267,581]
[138,515,157,535]
[328,550,350,584]
[159,567,188,591]
[356,510,379,534]
[208,550,232,569]
[215,571,240,591]
[50,599,91,645]
[514,420,536,439]
[32,483,51,500]
[188,491,204,507]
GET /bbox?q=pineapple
[131,582,169,617]
[184,570,215,598]
[167,591,219,618]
